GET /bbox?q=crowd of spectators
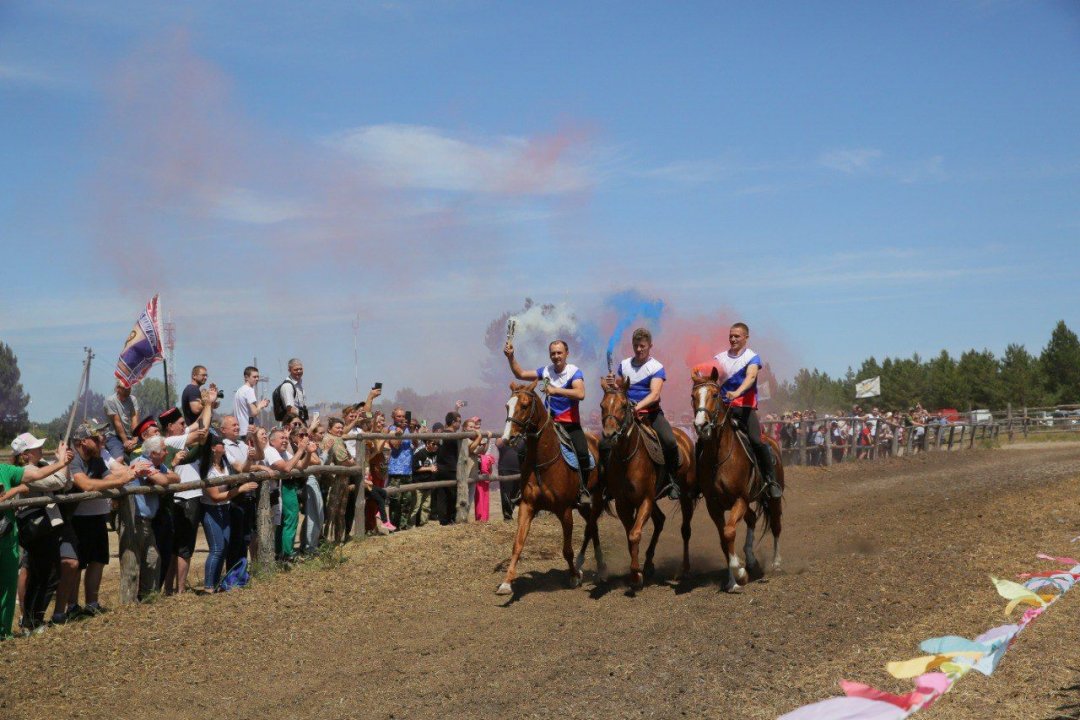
[0,360,519,640]
[763,403,942,465]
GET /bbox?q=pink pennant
[1036,552,1079,566]
[841,673,951,711]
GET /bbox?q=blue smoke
[605,290,665,356]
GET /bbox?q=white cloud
[211,187,309,225]
[0,63,56,87]
[329,123,593,195]
[819,147,883,173]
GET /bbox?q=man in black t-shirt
[433,414,461,525]
[495,438,520,522]
[181,365,220,426]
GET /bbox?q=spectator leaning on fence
[104,380,140,462]
[411,431,440,527]
[125,436,179,600]
[0,436,74,638]
[387,407,415,531]
[234,366,270,439]
[62,421,134,622]
[222,418,268,568]
[198,432,258,591]
[263,426,310,561]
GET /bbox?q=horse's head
[691,367,723,436]
[502,380,540,442]
[600,375,633,448]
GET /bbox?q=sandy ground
[2,445,1079,720]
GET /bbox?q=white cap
[11,432,46,455]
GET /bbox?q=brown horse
[691,368,783,592]
[496,381,602,595]
[599,377,696,588]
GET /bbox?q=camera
[373,382,383,390]
[216,389,225,400]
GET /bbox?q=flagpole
[159,295,171,407]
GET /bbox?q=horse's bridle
[692,380,731,439]
[504,389,558,471]
[600,388,642,461]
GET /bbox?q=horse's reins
[505,389,560,472]
[693,381,735,467]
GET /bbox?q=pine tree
[0,342,30,444]
[1039,320,1080,404]
[1000,344,1045,408]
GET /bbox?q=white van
[969,409,993,424]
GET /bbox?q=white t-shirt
[344,428,361,460]
[224,438,249,473]
[201,465,231,506]
[263,446,289,525]
[234,384,258,437]
[175,462,204,500]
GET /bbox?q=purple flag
[115,295,164,388]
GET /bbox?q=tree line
[771,320,1080,413]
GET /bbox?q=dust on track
[2,446,1079,720]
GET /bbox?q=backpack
[219,558,250,592]
[271,380,293,422]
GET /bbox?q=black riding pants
[730,406,769,457]
[646,411,680,468]
[559,421,592,475]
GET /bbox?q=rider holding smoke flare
[714,322,781,499]
[503,339,593,509]
[605,327,681,500]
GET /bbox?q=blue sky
[2,1,1078,420]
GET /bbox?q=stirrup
[577,486,592,508]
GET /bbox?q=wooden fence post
[455,438,471,523]
[890,423,899,457]
[904,424,914,456]
[934,425,944,451]
[968,424,976,449]
[1007,403,1014,442]
[798,425,807,466]
[117,496,139,604]
[256,480,274,571]
[824,423,833,466]
[351,442,368,540]
[947,426,955,451]
[1022,407,1028,439]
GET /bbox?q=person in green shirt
[0,443,74,639]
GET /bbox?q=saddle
[553,422,596,471]
[632,419,675,469]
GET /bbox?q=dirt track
[3,446,1080,720]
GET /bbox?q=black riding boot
[755,444,781,499]
[576,464,592,509]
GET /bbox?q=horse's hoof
[724,582,743,594]
[736,567,749,584]
[629,572,644,590]
[574,553,585,574]
[569,573,583,589]
[495,582,513,595]
[643,562,655,580]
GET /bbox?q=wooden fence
[0,431,521,605]
[762,417,1002,467]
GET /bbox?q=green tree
[0,342,30,444]
[956,349,1003,410]
[40,389,107,442]
[132,377,175,421]
[1000,344,1045,408]
[925,350,961,410]
[1039,320,1080,404]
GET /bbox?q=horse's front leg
[643,496,665,580]
[497,500,535,595]
[559,506,581,588]
[722,496,749,592]
[677,491,694,580]
[626,497,652,589]
[743,506,761,578]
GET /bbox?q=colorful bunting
[779,550,1080,719]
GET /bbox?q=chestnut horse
[691,369,783,592]
[496,381,603,595]
[600,377,696,588]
